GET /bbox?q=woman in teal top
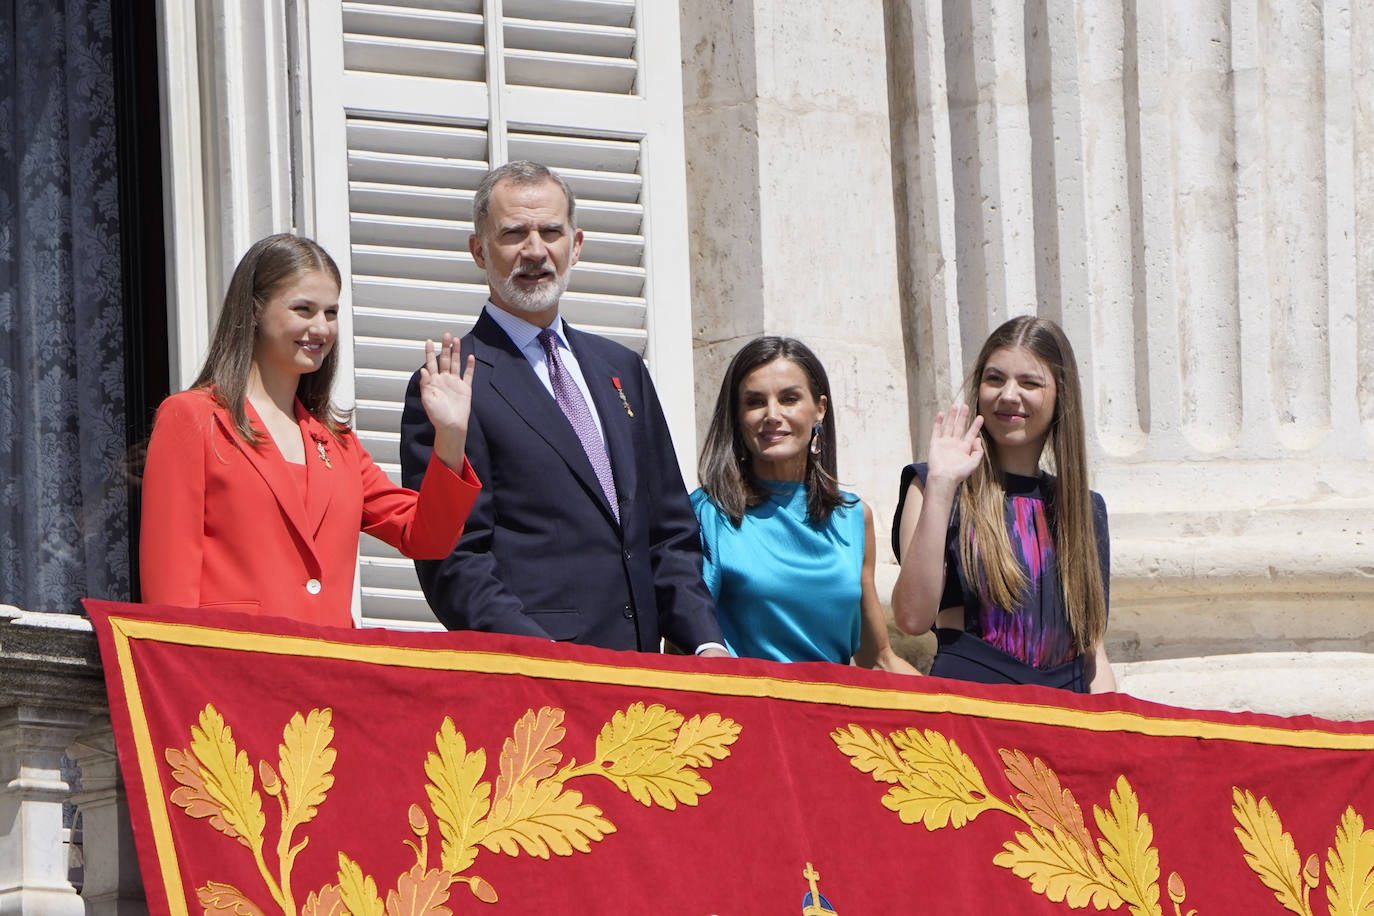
[692,337,919,674]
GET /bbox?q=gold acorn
[259,760,281,797]
[469,876,498,903]
[1304,853,1321,888]
[407,803,429,837]
[1167,872,1186,905]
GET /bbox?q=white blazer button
[306,578,322,595]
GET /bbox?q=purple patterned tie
[538,328,619,521]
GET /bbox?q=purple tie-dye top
[896,465,1110,671]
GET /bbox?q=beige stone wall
[681,0,1374,713]
[679,0,912,532]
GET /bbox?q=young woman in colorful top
[890,316,1115,692]
[692,337,919,673]
[140,233,481,626]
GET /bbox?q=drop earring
[810,422,823,455]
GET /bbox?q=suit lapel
[218,402,323,572]
[298,404,334,537]
[475,313,619,525]
[570,327,636,522]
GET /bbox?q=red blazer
[140,389,480,626]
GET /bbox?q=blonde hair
[956,316,1106,652]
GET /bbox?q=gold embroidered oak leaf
[994,826,1123,911]
[1325,807,1374,916]
[1001,748,1097,857]
[197,881,267,916]
[670,713,741,768]
[1094,776,1162,916]
[189,705,266,850]
[494,707,565,805]
[480,778,614,858]
[278,708,336,836]
[885,728,997,829]
[603,744,708,809]
[301,885,346,916]
[1232,788,1312,916]
[425,717,491,874]
[595,703,683,769]
[166,746,241,842]
[831,725,911,784]
[337,853,385,916]
[385,862,453,916]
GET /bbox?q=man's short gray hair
[471,160,578,239]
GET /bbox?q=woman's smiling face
[736,357,827,482]
[977,345,1057,466]
[252,269,340,382]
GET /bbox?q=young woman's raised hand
[926,403,984,484]
[420,333,476,470]
[420,333,475,434]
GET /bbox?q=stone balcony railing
[0,606,145,916]
[4,601,1373,915]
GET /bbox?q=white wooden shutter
[303,0,694,630]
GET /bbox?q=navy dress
[892,464,1109,692]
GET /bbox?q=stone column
[885,0,1374,698]
[679,0,912,533]
[67,718,145,916]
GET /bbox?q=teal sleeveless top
[691,482,864,664]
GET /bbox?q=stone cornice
[0,607,105,711]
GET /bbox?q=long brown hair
[698,337,852,524]
[956,316,1106,652]
[192,233,349,444]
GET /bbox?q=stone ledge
[1116,652,1374,721]
[0,607,104,710]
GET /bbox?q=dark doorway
[112,0,169,599]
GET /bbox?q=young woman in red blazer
[140,234,480,626]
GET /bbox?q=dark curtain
[0,0,129,612]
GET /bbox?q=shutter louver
[504,1,638,95]
[343,1,485,82]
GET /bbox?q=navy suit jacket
[399,309,722,652]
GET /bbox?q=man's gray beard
[489,263,572,314]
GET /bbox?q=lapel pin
[611,377,634,417]
[313,434,333,469]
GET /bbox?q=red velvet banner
[86,599,1374,916]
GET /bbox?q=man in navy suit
[399,161,727,655]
